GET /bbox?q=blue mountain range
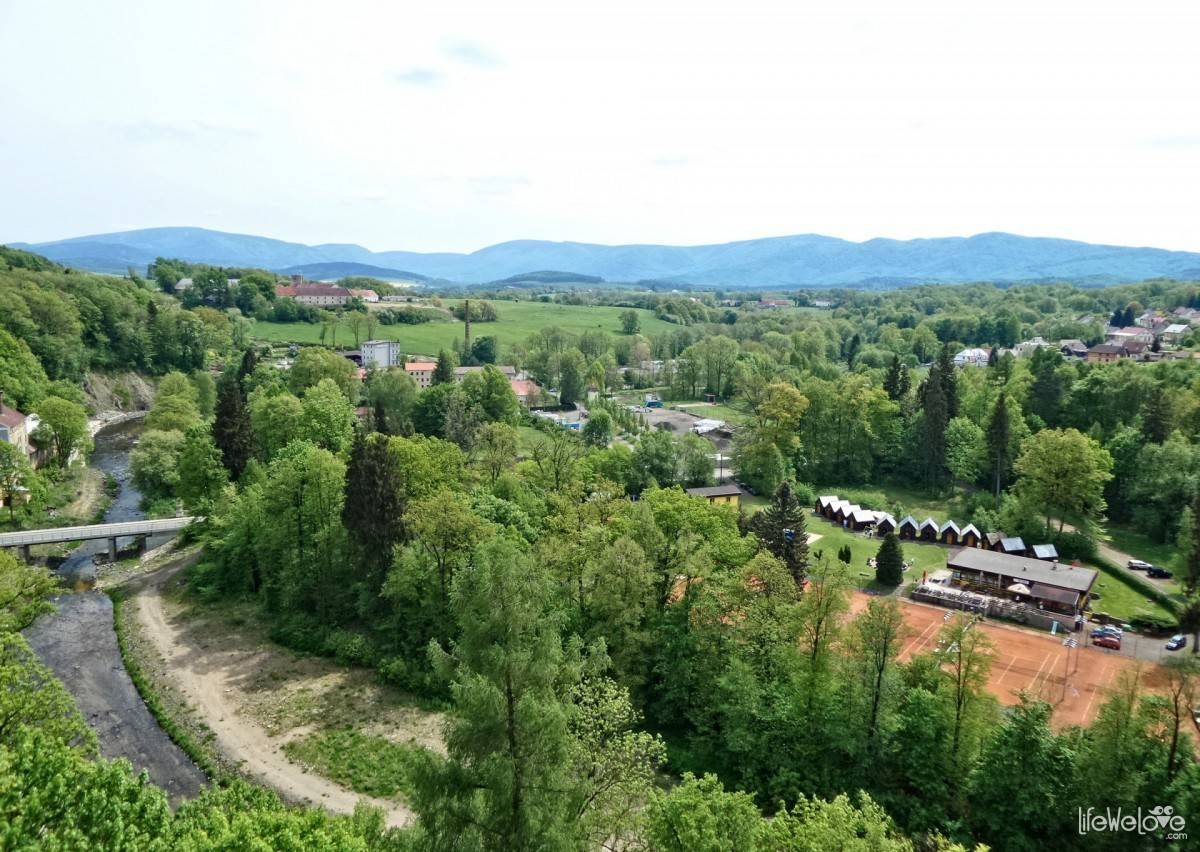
[12,226,1200,287]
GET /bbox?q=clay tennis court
[850,592,1167,727]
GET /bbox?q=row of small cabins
[816,495,1096,623]
[814,496,1058,560]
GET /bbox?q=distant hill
[12,226,1200,287]
[278,261,431,282]
[492,270,605,285]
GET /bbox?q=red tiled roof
[404,362,437,372]
[0,404,27,429]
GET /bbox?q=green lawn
[1087,572,1174,624]
[281,730,427,800]
[670,401,750,425]
[1104,524,1178,572]
[807,519,951,587]
[251,301,677,356]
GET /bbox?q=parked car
[1167,635,1188,651]
[1147,566,1174,579]
[1091,626,1123,639]
[1093,634,1121,650]
[1127,559,1152,571]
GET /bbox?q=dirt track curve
[130,558,415,827]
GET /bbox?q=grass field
[251,301,678,356]
[282,730,426,800]
[670,401,750,425]
[807,518,952,587]
[1087,572,1173,623]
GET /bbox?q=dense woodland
[3,250,1200,849]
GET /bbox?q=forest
[3,251,1200,850]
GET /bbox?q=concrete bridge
[0,517,199,562]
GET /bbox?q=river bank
[20,417,209,806]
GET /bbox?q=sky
[2,0,1199,253]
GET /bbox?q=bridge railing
[0,517,198,548]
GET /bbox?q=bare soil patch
[123,558,441,826]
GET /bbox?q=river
[21,419,208,804]
[56,418,172,588]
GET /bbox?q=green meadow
[251,301,678,356]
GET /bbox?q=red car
[1093,634,1121,651]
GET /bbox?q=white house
[1160,324,1190,345]
[1012,337,1050,357]
[953,347,991,367]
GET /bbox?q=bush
[378,655,445,698]
[268,612,330,655]
[323,629,377,667]
[1129,610,1178,634]
[185,561,225,603]
[790,481,816,506]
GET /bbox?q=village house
[1159,323,1190,345]
[509,379,542,407]
[0,394,40,470]
[403,361,438,388]
[454,365,519,382]
[1172,307,1200,326]
[275,283,352,307]
[1106,326,1154,345]
[1059,339,1089,358]
[1087,343,1129,364]
[1011,337,1050,357]
[349,288,379,303]
[685,484,743,506]
[952,347,991,367]
[756,298,791,309]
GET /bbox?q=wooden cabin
[848,508,880,531]
[985,532,1004,550]
[897,515,919,540]
[992,536,1027,556]
[834,503,859,525]
[918,518,939,542]
[939,520,960,546]
[816,496,838,517]
[1031,543,1059,561]
[960,523,983,548]
[876,515,898,536]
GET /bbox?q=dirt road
[22,592,208,806]
[131,559,417,827]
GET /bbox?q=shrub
[268,613,330,655]
[323,630,377,667]
[1129,610,1178,634]
[790,481,816,506]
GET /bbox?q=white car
[1127,559,1152,571]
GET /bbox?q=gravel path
[22,592,208,805]
[131,558,416,827]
